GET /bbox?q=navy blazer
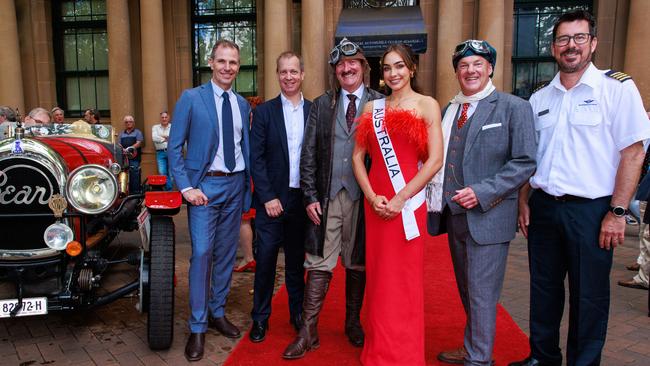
[250,95,312,210]
[168,81,252,212]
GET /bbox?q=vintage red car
[0,121,180,350]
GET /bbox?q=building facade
[1,0,648,177]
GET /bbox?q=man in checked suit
[429,40,536,366]
[168,39,252,362]
[248,51,312,342]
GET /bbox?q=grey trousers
[447,212,509,366]
[305,189,364,272]
[635,201,650,286]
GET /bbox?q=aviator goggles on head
[452,39,496,76]
[329,37,363,65]
[453,40,492,61]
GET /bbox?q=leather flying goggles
[553,33,592,46]
[453,39,492,59]
[329,37,362,65]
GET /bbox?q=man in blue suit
[248,51,312,343]
[168,39,252,362]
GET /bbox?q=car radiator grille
[0,156,60,251]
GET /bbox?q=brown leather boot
[282,270,332,359]
[344,268,365,347]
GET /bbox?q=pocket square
[481,123,502,131]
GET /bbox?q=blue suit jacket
[168,81,252,212]
[250,95,312,210]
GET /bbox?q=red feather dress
[355,108,429,366]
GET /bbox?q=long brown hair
[380,43,420,95]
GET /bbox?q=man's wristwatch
[609,205,629,218]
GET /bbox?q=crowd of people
[2,9,649,366]
[166,9,650,366]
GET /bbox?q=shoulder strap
[605,70,632,82]
[532,80,551,94]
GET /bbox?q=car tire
[147,215,175,350]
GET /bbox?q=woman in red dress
[352,44,443,365]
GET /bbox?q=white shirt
[280,93,305,188]
[529,63,650,198]
[341,84,365,114]
[209,80,245,173]
[151,123,171,150]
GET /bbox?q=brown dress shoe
[437,347,467,364]
[184,333,205,362]
[209,316,241,338]
[618,279,649,290]
[626,262,641,271]
[438,346,496,365]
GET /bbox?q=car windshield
[25,121,115,144]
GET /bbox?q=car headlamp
[65,164,118,214]
[43,223,74,250]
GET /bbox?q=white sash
[372,99,425,241]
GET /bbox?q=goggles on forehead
[453,39,492,59]
[329,38,362,65]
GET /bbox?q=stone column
[263,0,291,99]
[0,0,25,115]
[301,0,327,100]
[107,0,135,132]
[478,0,505,90]
[418,0,436,98]
[624,0,650,108]
[140,0,169,177]
[436,0,463,104]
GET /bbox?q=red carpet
[225,234,530,365]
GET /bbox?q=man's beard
[557,47,592,73]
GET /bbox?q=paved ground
[1,210,648,365]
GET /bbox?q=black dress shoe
[249,320,268,343]
[184,333,205,362]
[509,357,546,366]
[209,316,241,338]
[290,313,303,333]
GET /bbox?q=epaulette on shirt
[532,80,551,94]
[605,70,632,82]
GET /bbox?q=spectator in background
[235,95,264,274]
[151,111,173,190]
[619,108,650,291]
[51,107,65,123]
[84,108,101,124]
[0,106,18,139]
[119,115,144,194]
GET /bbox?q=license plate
[0,297,47,318]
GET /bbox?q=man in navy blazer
[248,51,312,343]
[168,39,252,362]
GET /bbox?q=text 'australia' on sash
[373,107,401,179]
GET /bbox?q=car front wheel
[146,215,175,350]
